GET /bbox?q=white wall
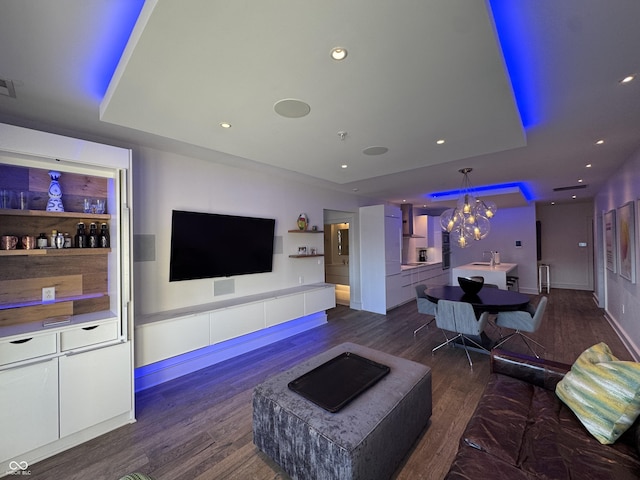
[450,204,538,293]
[536,201,594,291]
[594,144,640,358]
[132,146,370,316]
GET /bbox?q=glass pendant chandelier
[440,168,497,248]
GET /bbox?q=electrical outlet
[42,287,55,303]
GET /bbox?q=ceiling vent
[0,77,16,98]
[553,184,587,192]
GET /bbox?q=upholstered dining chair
[432,299,490,367]
[414,284,437,336]
[493,296,548,358]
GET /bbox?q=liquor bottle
[75,222,87,248]
[99,223,110,248]
[88,223,98,248]
[37,233,48,249]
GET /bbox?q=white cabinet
[265,295,305,327]
[136,313,210,367]
[136,284,335,369]
[385,214,402,275]
[210,303,265,345]
[386,263,449,310]
[0,122,134,470]
[360,204,403,313]
[60,320,119,351]
[0,359,59,462]
[385,273,403,310]
[59,342,132,437]
[0,333,56,366]
[304,286,336,314]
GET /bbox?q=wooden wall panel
[29,169,108,213]
[74,296,111,316]
[0,275,83,306]
[0,302,73,328]
[1,255,108,281]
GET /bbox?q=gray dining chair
[414,284,437,336]
[493,296,548,357]
[432,299,490,367]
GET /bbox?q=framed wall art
[617,201,636,283]
[604,209,616,272]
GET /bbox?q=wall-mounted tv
[169,210,276,282]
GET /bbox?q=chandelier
[440,168,497,248]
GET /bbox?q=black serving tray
[288,352,391,413]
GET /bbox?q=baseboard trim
[603,309,640,361]
[134,312,328,392]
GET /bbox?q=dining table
[424,285,531,353]
[424,285,531,312]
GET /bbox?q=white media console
[134,283,336,390]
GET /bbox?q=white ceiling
[1,0,639,210]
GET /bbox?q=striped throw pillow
[556,342,640,444]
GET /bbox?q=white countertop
[400,261,441,271]
[454,262,517,273]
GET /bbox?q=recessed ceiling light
[586,163,592,168]
[220,122,232,129]
[436,139,445,145]
[620,74,635,84]
[595,139,604,145]
[572,195,577,199]
[578,179,583,183]
[341,164,348,169]
[352,188,359,192]
[551,202,556,205]
[330,47,348,61]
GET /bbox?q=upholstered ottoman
[253,342,432,480]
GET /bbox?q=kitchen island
[452,262,517,290]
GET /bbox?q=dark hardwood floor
[33,289,632,480]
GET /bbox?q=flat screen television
[169,210,276,282]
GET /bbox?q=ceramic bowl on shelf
[458,276,484,295]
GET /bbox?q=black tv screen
[169,210,276,281]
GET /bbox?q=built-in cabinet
[0,123,133,472]
[136,284,336,368]
[386,263,449,310]
[360,204,403,314]
[0,358,59,462]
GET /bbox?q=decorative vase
[297,213,308,230]
[46,171,64,212]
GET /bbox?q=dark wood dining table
[424,285,531,312]
[424,285,531,353]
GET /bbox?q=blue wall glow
[488,0,541,129]
[87,0,145,100]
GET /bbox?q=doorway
[324,222,350,305]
